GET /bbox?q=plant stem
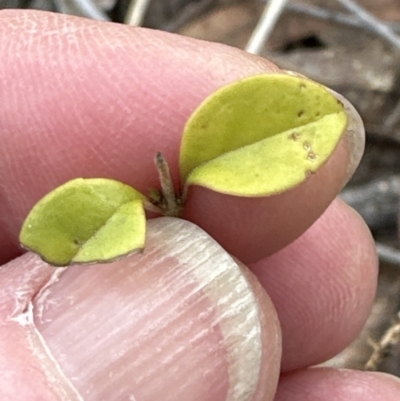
[153,152,183,217]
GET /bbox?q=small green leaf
[179,74,348,196]
[19,178,147,266]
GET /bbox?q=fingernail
[329,89,365,187]
[32,217,266,401]
[284,69,365,187]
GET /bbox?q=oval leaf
[19,178,147,266]
[179,74,348,196]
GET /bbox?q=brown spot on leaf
[289,131,301,140]
[307,151,317,160]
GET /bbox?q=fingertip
[275,368,400,401]
[250,199,378,371]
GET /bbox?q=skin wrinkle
[31,268,65,325]
[0,255,84,401]
[23,306,85,401]
[0,255,52,320]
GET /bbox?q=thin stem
[55,0,110,20]
[153,152,183,217]
[384,98,400,130]
[246,0,289,54]
[287,2,400,34]
[125,0,151,26]
[376,243,400,268]
[287,3,366,29]
[142,199,164,215]
[335,0,400,51]
[162,0,214,32]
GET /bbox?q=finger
[0,10,363,265]
[0,9,279,264]
[250,198,378,371]
[0,218,281,401]
[275,368,400,401]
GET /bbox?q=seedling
[19,74,348,266]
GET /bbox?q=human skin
[1,9,400,401]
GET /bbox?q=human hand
[1,9,399,401]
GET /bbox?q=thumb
[1,218,281,401]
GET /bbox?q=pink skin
[0,9,399,401]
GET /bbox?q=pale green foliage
[19,178,146,266]
[180,74,347,196]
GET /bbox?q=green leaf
[179,74,348,196]
[19,178,147,266]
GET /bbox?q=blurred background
[2,0,400,376]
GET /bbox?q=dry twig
[364,311,400,371]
